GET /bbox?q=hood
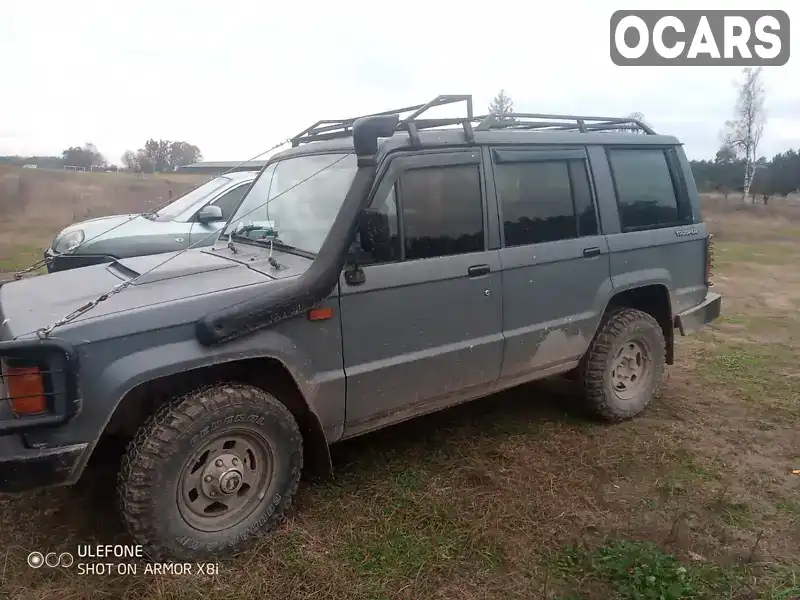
[0,244,312,341]
[53,214,155,251]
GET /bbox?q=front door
[339,150,504,436]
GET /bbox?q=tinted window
[357,184,401,264]
[569,162,599,236]
[399,164,484,260]
[607,148,688,230]
[211,184,250,220]
[495,159,597,246]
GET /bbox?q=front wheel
[117,384,303,561]
[578,308,666,422]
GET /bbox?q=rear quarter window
[607,148,692,231]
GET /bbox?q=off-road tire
[578,308,666,422]
[117,383,303,561]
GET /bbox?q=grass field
[0,175,798,599]
[0,166,207,275]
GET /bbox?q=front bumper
[44,248,116,273]
[674,292,722,335]
[0,441,88,492]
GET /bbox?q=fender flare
[71,334,331,480]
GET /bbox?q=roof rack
[290,95,656,147]
[290,95,476,147]
[474,112,656,135]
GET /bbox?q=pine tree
[488,89,517,123]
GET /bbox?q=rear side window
[607,148,691,231]
[495,159,598,247]
[399,164,485,260]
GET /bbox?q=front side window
[354,162,485,264]
[399,164,485,260]
[154,177,232,221]
[357,184,401,264]
[209,184,250,221]
[223,153,357,254]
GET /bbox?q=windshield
[223,153,357,254]
[152,176,232,221]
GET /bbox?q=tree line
[0,139,202,173]
[121,139,202,173]
[690,149,800,201]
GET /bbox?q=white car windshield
[223,153,357,254]
[153,176,232,221]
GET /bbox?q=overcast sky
[1,0,797,164]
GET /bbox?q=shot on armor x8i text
[0,94,721,561]
[27,546,219,576]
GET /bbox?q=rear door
[488,146,612,383]
[339,149,504,435]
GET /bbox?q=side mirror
[197,204,224,223]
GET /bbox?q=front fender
[29,325,335,451]
[99,335,319,409]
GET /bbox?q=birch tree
[626,112,650,134]
[723,67,766,202]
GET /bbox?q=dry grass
[0,166,207,272]
[0,192,798,599]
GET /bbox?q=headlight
[53,230,85,253]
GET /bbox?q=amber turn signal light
[307,307,333,321]
[5,366,47,415]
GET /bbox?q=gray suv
[0,95,721,561]
[45,170,257,272]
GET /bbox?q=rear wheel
[578,308,666,422]
[117,383,303,560]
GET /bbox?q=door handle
[583,247,601,258]
[468,264,491,277]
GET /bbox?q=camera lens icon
[59,552,74,568]
[27,552,44,568]
[27,551,74,568]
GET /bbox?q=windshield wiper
[229,223,275,237]
[230,230,302,254]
